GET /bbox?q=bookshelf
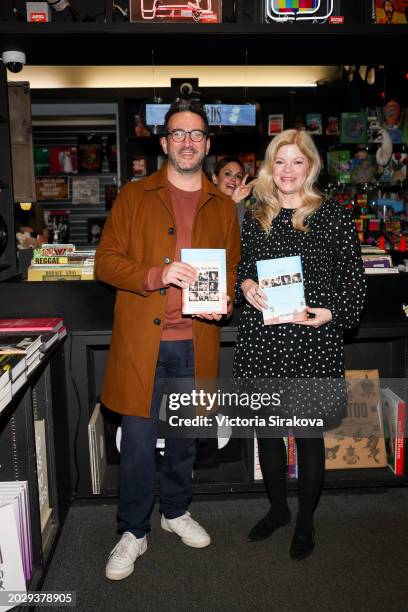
[0,341,71,591]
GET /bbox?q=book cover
[362,254,393,269]
[72,177,100,204]
[49,146,78,174]
[34,244,75,256]
[77,138,103,173]
[0,354,26,382]
[0,504,26,602]
[0,481,32,583]
[256,256,307,325]
[0,335,42,357]
[0,318,63,333]
[132,155,147,178]
[325,116,340,136]
[374,0,408,23]
[381,387,406,475]
[180,248,227,315]
[88,403,107,495]
[306,113,323,135]
[324,370,387,470]
[34,146,50,175]
[87,217,107,245]
[27,266,94,282]
[340,112,367,144]
[327,150,351,183]
[45,210,70,244]
[0,380,12,414]
[34,420,52,532]
[268,114,284,136]
[36,177,69,201]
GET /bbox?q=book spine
[287,433,296,479]
[395,401,406,476]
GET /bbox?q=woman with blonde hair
[233,129,365,560]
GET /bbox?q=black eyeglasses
[166,129,207,143]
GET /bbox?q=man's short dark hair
[164,99,209,134]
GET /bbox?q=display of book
[0,335,42,357]
[0,481,32,585]
[180,248,227,315]
[381,387,406,476]
[0,504,27,607]
[256,255,307,325]
[324,370,387,470]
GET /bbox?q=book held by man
[180,248,227,315]
[256,255,307,325]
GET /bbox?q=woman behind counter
[233,129,365,560]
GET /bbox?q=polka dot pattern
[233,199,366,389]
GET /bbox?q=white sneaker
[161,511,211,548]
[105,532,147,580]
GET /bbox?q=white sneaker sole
[105,564,135,581]
[105,539,147,580]
[161,520,211,548]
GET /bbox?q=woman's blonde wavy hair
[252,129,323,233]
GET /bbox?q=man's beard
[167,148,206,174]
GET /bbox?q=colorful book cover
[327,150,351,183]
[34,146,50,175]
[381,387,406,475]
[306,113,323,135]
[0,318,63,333]
[256,256,307,325]
[374,0,408,23]
[325,116,340,136]
[268,114,284,136]
[49,146,78,174]
[340,113,367,144]
[180,248,227,315]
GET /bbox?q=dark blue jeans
[117,339,196,538]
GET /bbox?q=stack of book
[361,253,399,274]
[0,318,66,413]
[27,243,95,281]
[0,481,32,586]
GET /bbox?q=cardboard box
[324,370,387,469]
[130,0,221,22]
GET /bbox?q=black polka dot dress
[233,199,366,424]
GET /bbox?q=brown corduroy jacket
[95,164,241,417]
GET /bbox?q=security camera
[1,51,26,74]
[180,82,194,95]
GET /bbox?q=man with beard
[96,99,240,580]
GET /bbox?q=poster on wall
[264,0,339,23]
[373,0,408,23]
[130,0,221,22]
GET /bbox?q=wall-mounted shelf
[0,23,407,65]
